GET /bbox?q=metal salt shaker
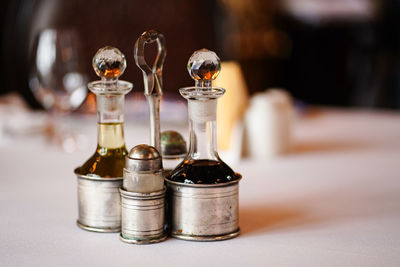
[120,144,167,244]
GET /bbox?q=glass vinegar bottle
[75,46,133,178]
[167,49,240,184]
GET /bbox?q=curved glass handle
[134,30,166,96]
[134,30,166,153]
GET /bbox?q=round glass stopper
[92,46,126,80]
[187,48,221,82]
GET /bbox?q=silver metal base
[165,177,241,241]
[119,187,167,244]
[76,172,122,232]
[170,228,240,242]
[119,233,168,244]
[76,220,120,233]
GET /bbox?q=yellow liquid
[75,122,127,178]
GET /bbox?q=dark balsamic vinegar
[167,159,240,184]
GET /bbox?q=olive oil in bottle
[76,122,127,178]
[75,46,133,179]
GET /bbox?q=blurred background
[1,0,399,109]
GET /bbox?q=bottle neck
[195,80,211,88]
[96,94,126,149]
[187,98,219,161]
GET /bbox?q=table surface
[1,108,400,267]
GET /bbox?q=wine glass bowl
[29,28,87,113]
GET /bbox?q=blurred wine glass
[29,28,88,152]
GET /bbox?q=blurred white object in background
[281,0,376,25]
[0,93,46,146]
[214,61,249,164]
[244,89,293,158]
[0,93,89,152]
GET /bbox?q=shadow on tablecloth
[292,142,362,154]
[239,205,314,235]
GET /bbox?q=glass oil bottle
[165,49,242,241]
[74,46,133,232]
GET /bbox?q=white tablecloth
[1,108,400,266]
